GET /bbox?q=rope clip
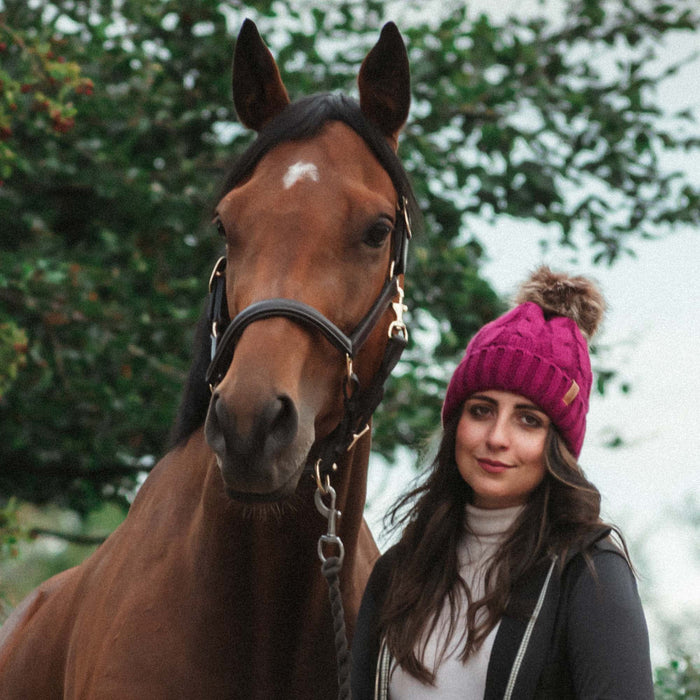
[315,484,345,567]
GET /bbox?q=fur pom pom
[514,266,606,339]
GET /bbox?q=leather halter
[205,197,411,478]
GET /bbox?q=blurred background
[1,0,698,693]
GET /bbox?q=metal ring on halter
[388,280,408,340]
[314,459,331,494]
[345,354,354,382]
[400,196,412,239]
[208,256,226,292]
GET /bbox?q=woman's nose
[485,415,510,450]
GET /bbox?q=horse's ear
[232,19,291,132]
[358,22,410,151]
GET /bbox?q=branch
[7,454,153,481]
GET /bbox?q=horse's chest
[72,575,338,699]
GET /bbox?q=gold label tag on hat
[562,380,580,406]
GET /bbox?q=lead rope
[315,484,351,700]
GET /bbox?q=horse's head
[203,20,412,502]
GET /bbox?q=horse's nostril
[206,391,298,469]
[204,391,228,455]
[262,395,298,459]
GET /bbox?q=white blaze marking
[283,161,320,189]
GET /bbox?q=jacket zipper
[503,556,557,699]
[374,637,391,700]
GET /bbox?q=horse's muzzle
[204,390,310,500]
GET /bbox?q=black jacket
[351,532,654,699]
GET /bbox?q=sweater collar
[465,503,524,538]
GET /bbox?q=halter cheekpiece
[205,196,412,481]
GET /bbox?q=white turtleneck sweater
[389,504,524,699]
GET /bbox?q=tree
[654,656,700,699]
[0,0,697,521]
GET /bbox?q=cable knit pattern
[442,302,591,457]
[389,505,523,699]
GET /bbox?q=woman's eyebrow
[515,402,547,414]
[469,394,547,414]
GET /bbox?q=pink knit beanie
[441,267,606,458]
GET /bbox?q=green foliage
[0,0,697,519]
[0,320,26,398]
[0,10,92,181]
[0,500,122,611]
[655,656,700,698]
[0,498,24,560]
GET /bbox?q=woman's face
[455,390,550,509]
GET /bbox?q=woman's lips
[477,459,514,474]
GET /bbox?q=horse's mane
[169,93,418,448]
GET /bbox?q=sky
[365,3,700,666]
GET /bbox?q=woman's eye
[363,220,393,248]
[468,404,491,419]
[520,413,543,429]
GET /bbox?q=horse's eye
[363,220,393,249]
[214,219,226,239]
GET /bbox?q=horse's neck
[186,427,373,596]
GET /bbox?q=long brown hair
[379,407,620,685]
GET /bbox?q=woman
[352,267,653,699]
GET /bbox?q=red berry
[52,114,75,133]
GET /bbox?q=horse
[0,19,416,699]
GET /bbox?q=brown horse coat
[0,430,377,697]
[0,20,413,699]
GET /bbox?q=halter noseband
[204,197,412,479]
